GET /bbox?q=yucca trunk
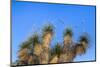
[18,55,28,65]
[18,48,28,57]
[17,48,29,65]
[76,45,85,55]
[59,52,75,63]
[40,33,52,64]
[59,43,76,63]
[40,48,49,64]
[34,44,42,56]
[18,48,28,60]
[28,56,34,64]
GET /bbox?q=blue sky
[12,0,96,63]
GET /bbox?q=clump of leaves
[79,34,89,44]
[63,28,73,37]
[42,24,54,38]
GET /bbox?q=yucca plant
[42,24,54,48]
[76,33,89,56]
[28,33,42,64]
[78,34,89,54]
[40,24,54,64]
[59,28,76,63]
[18,33,41,65]
[16,22,90,65]
[63,28,73,46]
[30,34,42,56]
[18,41,30,65]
